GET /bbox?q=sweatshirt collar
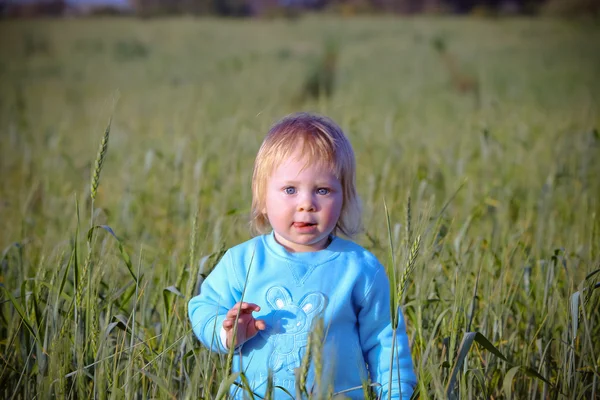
[262,231,342,265]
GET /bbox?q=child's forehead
[283,137,333,161]
[275,147,334,171]
[259,135,341,182]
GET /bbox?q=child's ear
[259,201,266,216]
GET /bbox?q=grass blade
[216,372,241,400]
[139,368,176,400]
[446,332,552,398]
[502,366,521,399]
[0,286,39,345]
[87,225,138,284]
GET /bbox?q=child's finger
[226,302,260,318]
[223,316,251,332]
[240,302,261,313]
[225,303,244,318]
[222,319,234,330]
[236,302,260,312]
[255,319,267,331]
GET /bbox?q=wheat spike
[326,382,334,399]
[90,118,112,201]
[75,251,91,313]
[298,328,313,396]
[89,268,99,359]
[311,316,325,397]
[58,339,68,397]
[398,235,421,301]
[405,196,412,249]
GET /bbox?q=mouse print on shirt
[259,286,327,372]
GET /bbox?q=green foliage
[23,32,51,57]
[0,15,599,399]
[113,39,149,62]
[298,39,339,102]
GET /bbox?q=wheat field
[0,15,599,399]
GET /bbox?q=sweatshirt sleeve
[188,250,242,354]
[358,267,417,400]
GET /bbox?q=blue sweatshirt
[188,232,416,399]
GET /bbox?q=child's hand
[223,302,266,349]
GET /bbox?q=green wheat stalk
[73,117,112,391]
[82,118,112,313]
[386,196,422,400]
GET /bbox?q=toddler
[188,112,416,399]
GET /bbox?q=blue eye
[284,187,296,195]
[316,188,330,195]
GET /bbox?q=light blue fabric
[188,232,416,399]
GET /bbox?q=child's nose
[297,193,316,212]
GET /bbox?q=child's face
[264,149,342,252]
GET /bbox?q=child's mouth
[293,222,316,228]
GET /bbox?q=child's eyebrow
[279,179,338,186]
[279,180,303,186]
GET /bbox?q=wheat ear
[298,327,313,397]
[405,196,412,248]
[311,316,325,397]
[398,235,421,301]
[90,118,111,201]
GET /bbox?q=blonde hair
[251,112,362,238]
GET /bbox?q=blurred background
[0,0,599,399]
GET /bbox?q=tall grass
[0,15,599,399]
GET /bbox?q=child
[188,112,416,399]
